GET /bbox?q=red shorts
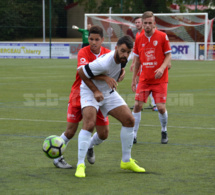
[135,82,168,103]
[67,103,109,126]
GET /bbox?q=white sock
[121,126,134,162]
[54,132,70,162]
[158,110,168,132]
[150,93,156,107]
[60,132,70,145]
[77,129,92,165]
[88,132,104,149]
[132,111,141,139]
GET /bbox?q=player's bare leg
[65,122,79,139]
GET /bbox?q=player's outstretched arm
[78,67,104,102]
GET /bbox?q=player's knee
[83,120,96,132]
[157,104,166,114]
[65,126,77,139]
[134,102,143,112]
[158,109,165,114]
[96,126,109,140]
[98,132,108,140]
[122,115,135,127]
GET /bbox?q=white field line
[0,75,67,80]
[0,117,215,130]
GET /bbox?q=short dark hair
[88,25,103,38]
[133,16,141,22]
[117,35,133,49]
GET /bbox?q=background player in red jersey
[131,11,172,144]
[129,16,143,73]
[53,26,124,168]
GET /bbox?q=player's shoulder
[155,29,167,37]
[100,46,111,54]
[102,50,114,58]
[136,30,144,40]
[78,46,91,58]
[97,50,114,65]
[78,45,90,54]
[137,29,145,38]
[135,30,145,45]
[154,29,169,41]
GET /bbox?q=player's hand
[72,25,79,30]
[135,76,139,85]
[117,68,125,82]
[104,76,118,90]
[130,63,134,72]
[154,67,164,79]
[94,90,104,102]
[131,80,136,92]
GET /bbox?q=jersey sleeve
[78,28,84,33]
[77,49,90,69]
[133,36,140,57]
[163,34,172,54]
[83,59,106,79]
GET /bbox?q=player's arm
[131,55,141,92]
[155,52,171,79]
[117,68,125,82]
[72,25,79,30]
[78,67,104,102]
[130,57,136,72]
[72,25,85,33]
[93,68,125,84]
[167,61,172,70]
[93,75,118,89]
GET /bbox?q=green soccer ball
[42,135,66,159]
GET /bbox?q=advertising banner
[1,42,213,60]
[170,42,195,60]
[198,43,215,60]
[0,43,70,59]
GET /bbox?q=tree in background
[75,0,171,13]
[0,0,67,41]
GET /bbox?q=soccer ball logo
[42,135,66,159]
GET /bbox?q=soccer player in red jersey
[53,26,121,168]
[131,11,172,144]
[130,16,143,73]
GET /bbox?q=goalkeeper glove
[72,25,79,30]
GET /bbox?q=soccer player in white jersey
[75,35,146,178]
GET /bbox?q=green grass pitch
[0,58,215,194]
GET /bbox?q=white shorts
[80,90,127,117]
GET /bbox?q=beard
[145,27,153,35]
[116,50,128,68]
